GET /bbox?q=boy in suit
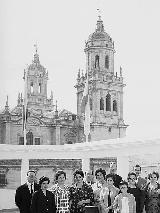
[15,170,39,213]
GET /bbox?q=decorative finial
[6,95,8,107]
[77,68,80,79]
[18,93,21,105]
[96,8,104,32]
[51,91,53,100]
[82,70,84,77]
[23,69,26,80]
[55,100,58,112]
[120,66,122,77]
[33,43,40,64]
[55,100,58,118]
[34,43,38,54]
[97,8,101,20]
[5,95,9,113]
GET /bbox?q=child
[113,181,136,213]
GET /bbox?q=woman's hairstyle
[73,170,84,178]
[95,168,106,179]
[119,181,128,188]
[55,170,66,180]
[127,172,137,180]
[148,171,159,180]
[39,176,50,186]
[105,173,114,181]
[135,164,141,171]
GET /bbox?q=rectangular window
[0,171,6,187]
[19,137,24,145]
[35,138,40,145]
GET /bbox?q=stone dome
[87,16,113,44]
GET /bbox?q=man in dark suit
[134,164,147,189]
[15,170,39,213]
[134,164,147,213]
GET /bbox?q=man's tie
[108,190,112,213]
[31,183,33,195]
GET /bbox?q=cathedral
[0,16,128,145]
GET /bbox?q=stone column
[56,125,61,145]
[117,155,129,180]
[82,158,90,176]
[21,155,29,184]
[5,122,11,144]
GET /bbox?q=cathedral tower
[25,46,53,112]
[76,16,128,141]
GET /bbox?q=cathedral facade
[0,16,128,145]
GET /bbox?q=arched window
[105,55,109,69]
[30,82,33,93]
[95,55,99,68]
[38,83,41,93]
[26,131,33,145]
[100,98,104,110]
[113,100,117,112]
[106,93,111,111]
[90,98,92,111]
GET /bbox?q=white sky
[0,0,160,138]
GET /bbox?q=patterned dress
[144,183,160,213]
[49,184,70,213]
[93,184,119,213]
[113,193,136,213]
[69,181,94,213]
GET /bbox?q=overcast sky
[0,0,160,139]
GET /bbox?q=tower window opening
[90,98,92,111]
[113,100,117,112]
[100,98,104,110]
[30,82,33,93]
[106,93,111,111]
[95,55,99,68]
[39,83,42,93]
[105,55,109,69]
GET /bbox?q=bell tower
[25,45,53,111]
[76,16,128,141]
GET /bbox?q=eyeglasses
[128,178,136,181]
[120,186,127,189]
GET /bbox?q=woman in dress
[31,176,56,213]
[92,168,106,202]
[69,170,94,213]
[113,181,136,213]
[49,170,70,213]
[127,172,144,213]
[102,174,119,213]
[144,171,160,213]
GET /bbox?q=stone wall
[0,160,21,189]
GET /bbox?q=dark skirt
[85,206,99,213]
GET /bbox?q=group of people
[15,164,160,213]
